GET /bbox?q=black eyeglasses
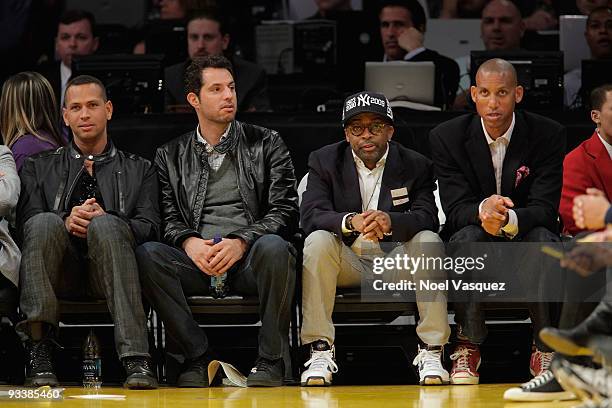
[346,122,388,136]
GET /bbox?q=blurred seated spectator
[0,72,66,172]
[565,6,612,109]
[0,0,33,86]
[158,0,190,19]
[164,9,270,112]
[560,84,612,235]
[563,0,612,15]
[522,0,558,31]
[379,0,460,109]
[36,10,98,108]
[454,0,525,109]
[309,0,353,19]
[441,0,558,30]
[440,0,488,18]
[133,0,215,54]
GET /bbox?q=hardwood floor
[0,384,582,407]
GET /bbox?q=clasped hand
[64,198,105,238]
[561,228,612,277]
[479,194,514,236]
[352,210,392,241]
[183,236,247,277]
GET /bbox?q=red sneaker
[530,347,554,377]
[450,342,481,385]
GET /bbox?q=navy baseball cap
[341,91,394,127]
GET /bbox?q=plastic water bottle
[82,328,102,389]
[210,234,229,298]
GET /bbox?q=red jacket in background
[560,131,612,235]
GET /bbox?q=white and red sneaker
[450,342,481,385]
[530,346,554,377]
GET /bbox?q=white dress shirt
[341,145,389,251]
[60,62,71,108]
[478,113,519,238]
[597,130,612,160]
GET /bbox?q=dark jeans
[558,237,611,330]
[136,234,296,361]
[449,225,561,351]
[17,213,150,358]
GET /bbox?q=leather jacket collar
[68,140,116,162]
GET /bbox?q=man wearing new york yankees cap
[299,91,451,386]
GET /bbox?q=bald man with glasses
[299,91,451,387]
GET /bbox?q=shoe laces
[124,357,152,372]
[521,370,554,390]
[251,358,274,374]
[535,350,554,373]
[450,346,475,372]
[413,347,443,372]
[30,338,61,372]
[304,349,338,374]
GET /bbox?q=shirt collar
[196,123,231,149]
[60,62,71,80]
[596,129,612,160]
[481,113,515,145]
[351,143,389,171]
[382,47,427,62]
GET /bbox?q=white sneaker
[301,341,338,387]
[413,345,450,385]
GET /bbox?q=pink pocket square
[515,165,530,188]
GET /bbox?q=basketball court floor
[0,384,580,407]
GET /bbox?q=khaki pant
[300,230,450,347]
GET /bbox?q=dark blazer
[164,56,271,112]
[405,48,460,109]
[429,110,566,237]
[560,131,612,235]
[301,140,439,246]
[36,61,62,105]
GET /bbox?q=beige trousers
[300,230,450,347]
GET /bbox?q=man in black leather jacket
[16,75,159,389]
[136,55,298,387]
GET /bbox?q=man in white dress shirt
[299,91,451,387]
[38,10,99,109]
[430,59,566,393]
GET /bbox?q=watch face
[346,213,355,231]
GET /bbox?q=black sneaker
[177,353,211,388]
[552,357,611,407]
[247,357,284,387]
[24,337,59,387]
[123,356,158,389]
[503,370,576,401]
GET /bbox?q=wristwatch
[345,212,357,232]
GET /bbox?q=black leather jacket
[17,141,159,244]
[155,120,299,248]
